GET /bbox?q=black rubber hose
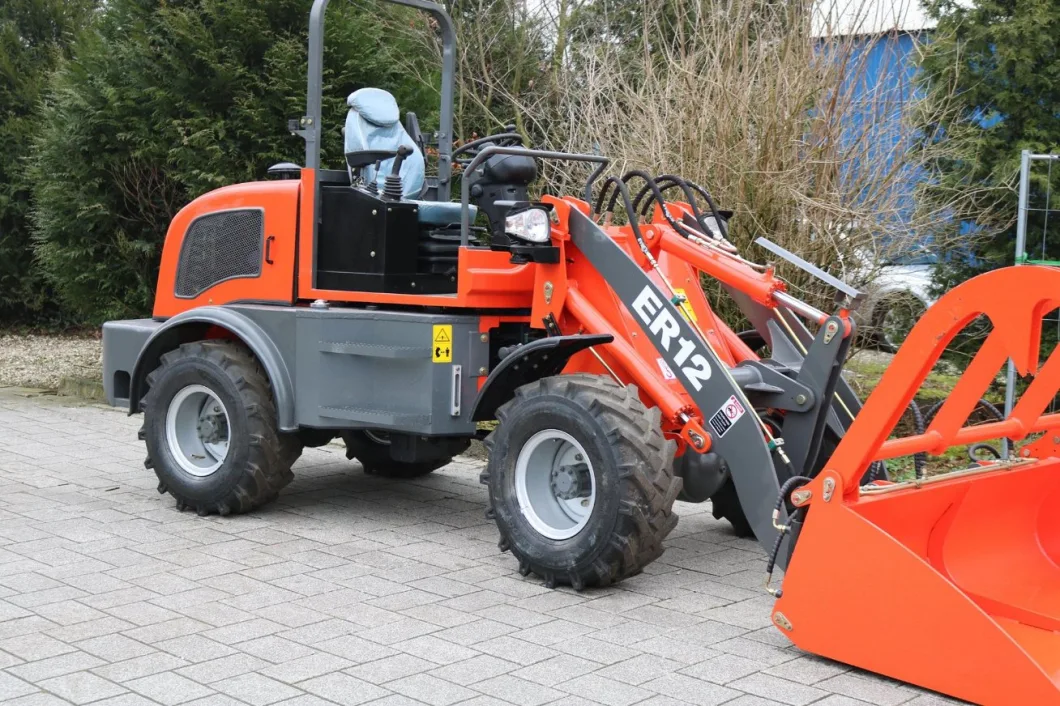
[631,174,729,241]
[923,397,1005,426]
[764,475,813,578]
[593,175,621,217]
[633,175,721,245]
[920,397,1006,477]
[908,400,927,480]
[968,443,1002,463]
[594,176,651,256]
[599,172,709,267]
[604,171,676,232]
[670,177,729,239]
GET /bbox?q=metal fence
[1003,150,1060,457]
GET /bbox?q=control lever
[383,145,413,200]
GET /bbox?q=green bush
[0,0,96,323]
[30,0,435,322]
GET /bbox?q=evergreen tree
[30,0,435,322]
[919,0,1060,280]
[0,0,96,322]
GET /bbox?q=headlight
[505,208,551,244]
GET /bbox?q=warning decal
[432,325,453,363]
[657,358,676,380]
[708,395,746,438]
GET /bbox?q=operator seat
[345,88,470,227]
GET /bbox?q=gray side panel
[567,209,786,563]
[236,305,484,436]
[102,319,160,407]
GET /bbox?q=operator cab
[309,86,546,296]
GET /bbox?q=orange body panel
[154,180,300,318]
[774,266,1060,705]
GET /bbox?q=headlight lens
[505,208,551,244]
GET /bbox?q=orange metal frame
[156,170,787,445]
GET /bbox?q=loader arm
[564,207,788,558]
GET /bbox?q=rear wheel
[482,374,680,589]
[341,430,452,478]
[141,341,298,515]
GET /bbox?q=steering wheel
[451,130,526,166]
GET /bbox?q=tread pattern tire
[709,480,755,538]
[482,374,680,589]
[141,340,299,515]
[340,431,449,479]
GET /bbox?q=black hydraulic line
[908,400,927,480]
[917,398,1006,477]
[681,179,729,238]
[607,171,721,254]
[764,475,813,597]
[968,443,1002,464]
[592,175,622,217]
[630,175,718,243]
[644,175,730,239]
[593,176,651,254]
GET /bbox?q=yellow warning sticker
[432,325,453,363]
[673,288,698,323]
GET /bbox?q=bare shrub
[398,0,995,332]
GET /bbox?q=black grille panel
[175,209,264,298]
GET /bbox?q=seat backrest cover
[344,88,425,199]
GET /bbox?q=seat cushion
[413,201,477,227]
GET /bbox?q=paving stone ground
[0,389,965,706]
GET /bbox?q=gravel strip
[0,334,102,390]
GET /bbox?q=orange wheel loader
[101,1,1060,702]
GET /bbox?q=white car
[854,250,936,351]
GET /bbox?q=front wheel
[482,374,680,589]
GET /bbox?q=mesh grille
[175,209,263,298]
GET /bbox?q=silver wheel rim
[514,430,596,540]
[165,384,230,477]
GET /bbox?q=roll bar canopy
[303,0,455,198]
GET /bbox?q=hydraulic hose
[764,474,813,597]
[922,398,1006,473]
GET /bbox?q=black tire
[710,428,842,537]
[341,430,451,478]
[482,374,681,589]
[141,341,298,515]
[872,293,927,353]
[709,480,754,537]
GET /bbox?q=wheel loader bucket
[773,266,1060,706]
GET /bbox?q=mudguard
[127,306,297,431]
[471,333,614,421]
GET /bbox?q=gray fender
[128,306,296,431]
[470,334,614,422]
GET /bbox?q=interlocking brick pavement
[0,388,966,706]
